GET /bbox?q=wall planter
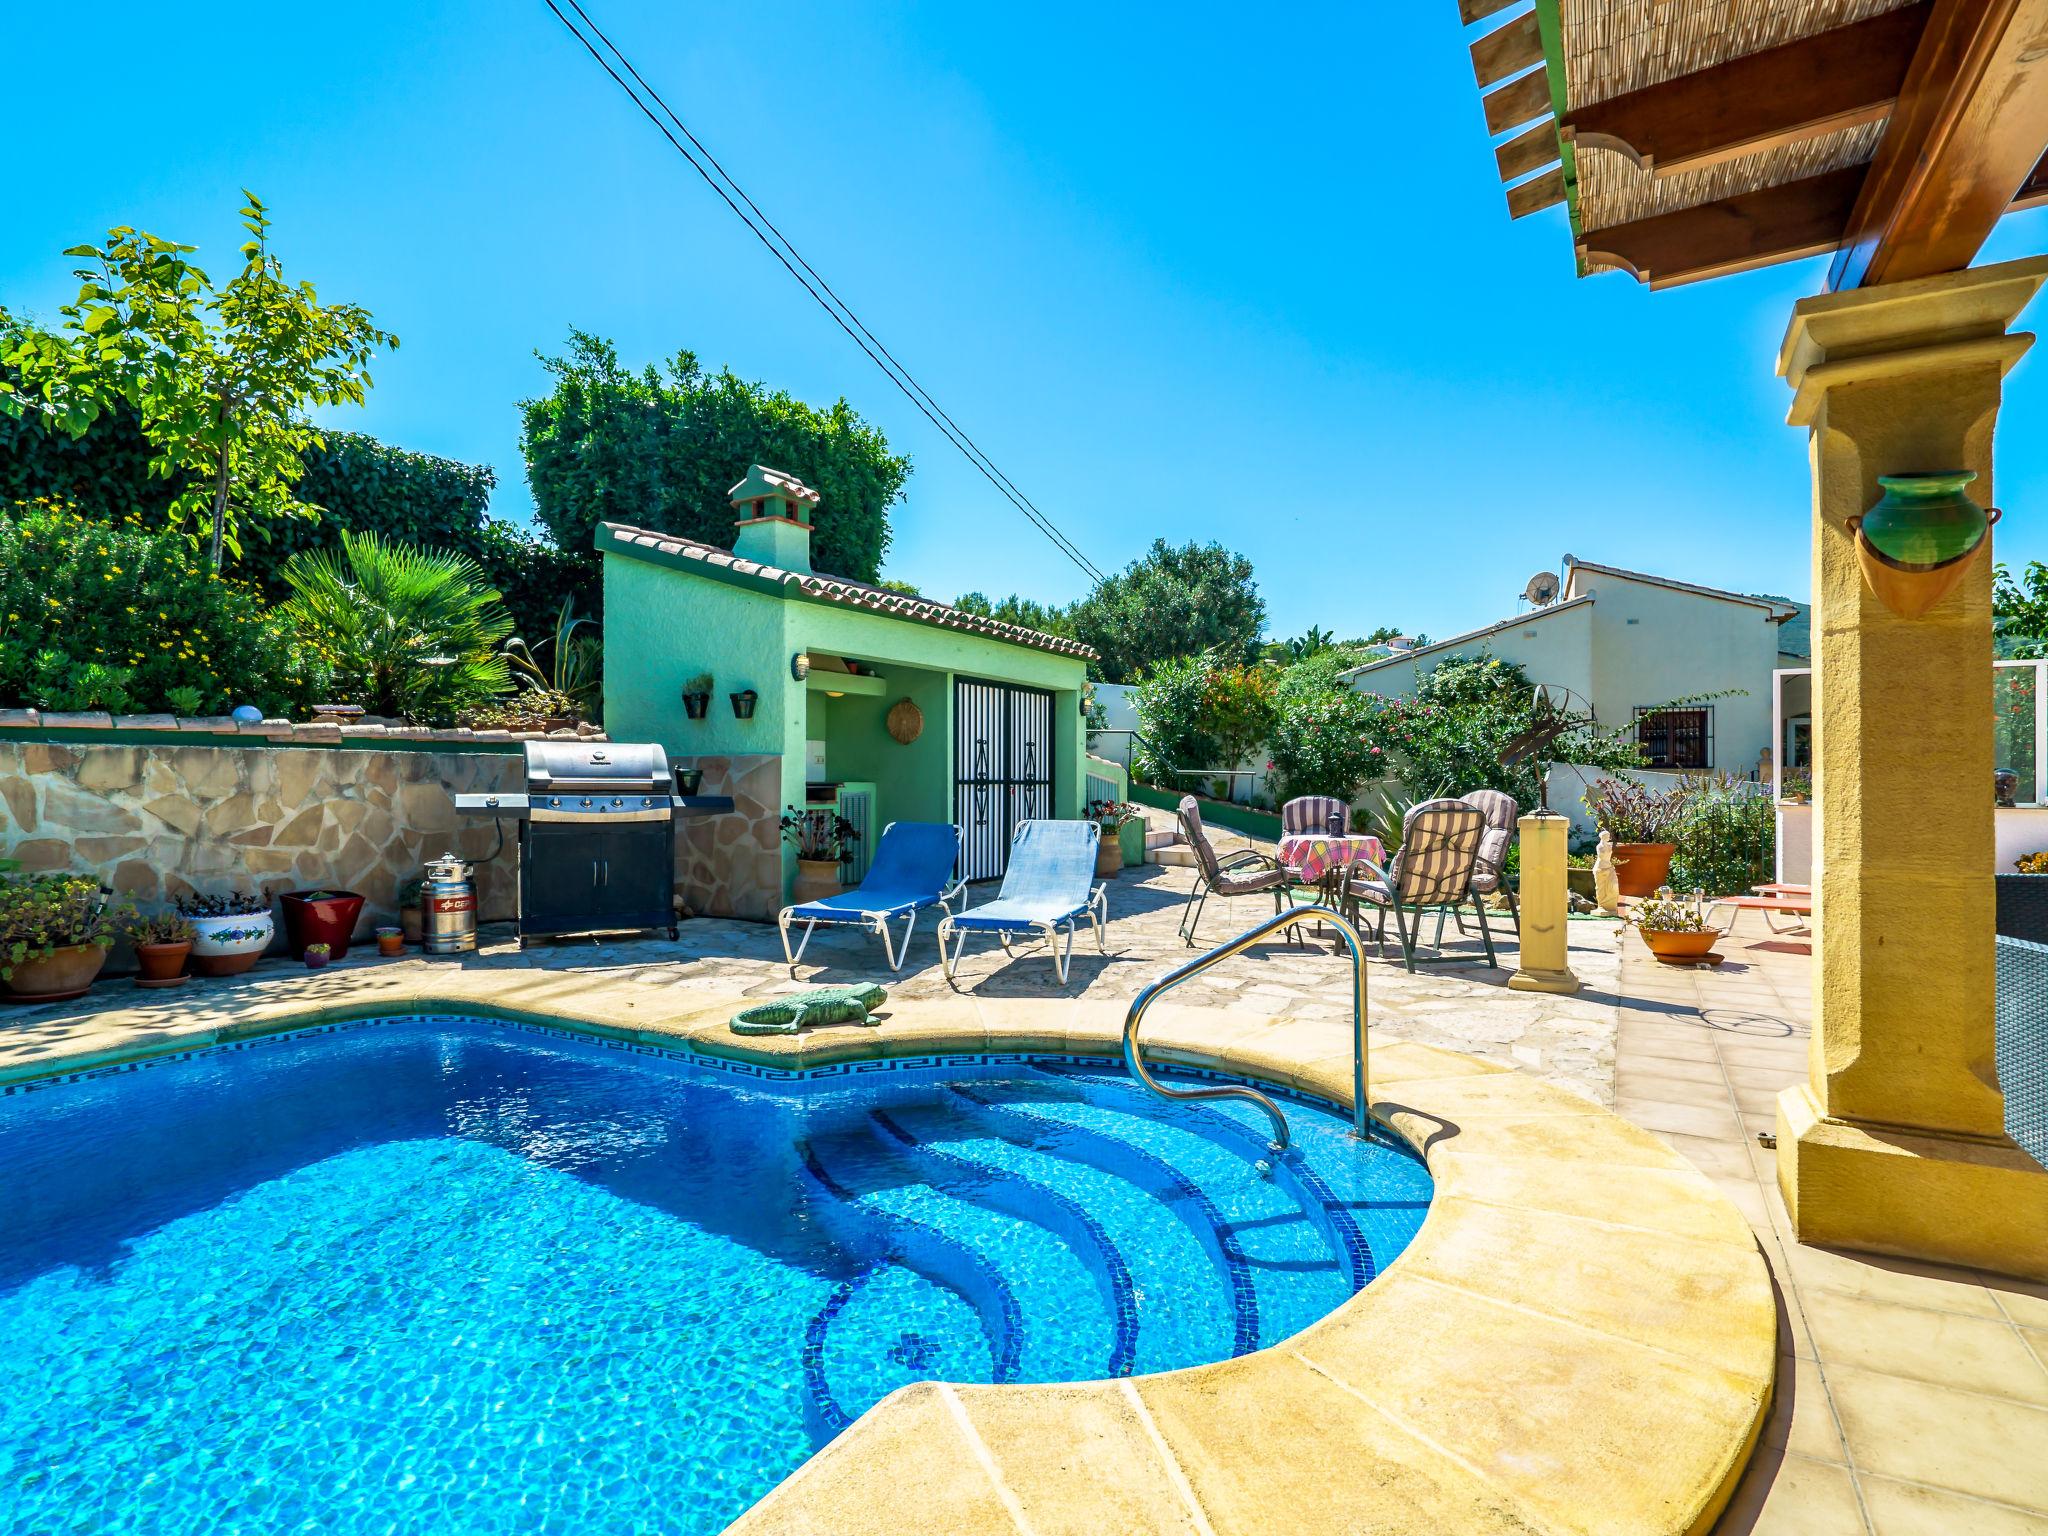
[134,941,192,988]
[280,890,366,960]
[682,692,711,720]
[1612,842,1676,898]
[1640,927,1719,965]
[730,689,759,720]
[793,859,843,904]
[1,943,108,1002]
[189,911,275,977]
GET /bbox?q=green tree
[279,529,513,724]
[954,590,1074,635]
[1066,539,1265,684]
[0,194,397,567]
[520,331,910,582]
[1995,561,2048,657]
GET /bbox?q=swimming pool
[0,1014,1432,1535]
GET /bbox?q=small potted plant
[303,941,332,971]
[0,874,129,1001]
[375,924,405,958]
[1084,800,1142,878]
[681,673,714,720]
[730,687,759,721]
[279,888,367,960]
[781,806,861,903]
[398,876,426,945]
[1631,886,1718,965]
[125,908,198,988]
[1584,778,1695,898]
[178,891,276,976]
[1780,768,1812,805]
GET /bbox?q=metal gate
[955,678,1055,880]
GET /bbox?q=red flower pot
[1612,842,1676,899]
[279,890,366,960]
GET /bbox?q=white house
[1341,556,1808,794]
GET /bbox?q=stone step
[1153,845,1199,869]
[1144,829,1181,852]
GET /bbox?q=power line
[542,0,1107,586]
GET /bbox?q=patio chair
[1281,795,1350,836]
[936,820,1109,984]
[1346,798,1498,972]
[779,821,965,973]
[1177,795,1300,946]
[1461,789,1519,924]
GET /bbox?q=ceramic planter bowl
[134,941,192,988]
[280,890,366,960]
[2,942,109,1002]
[1612,842,1676,898]
[189,911,275,976]
[1095,836,1122,879]
[1641,927,1719,965]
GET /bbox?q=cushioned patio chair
[779,821,965,973]
[1178,795,1300,947]
[1281,795,1350,836]
[1461,788,1519,924]
[1346,798,1498,972]
[936,820,1108,984]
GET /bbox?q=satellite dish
[1522,571,1560,607]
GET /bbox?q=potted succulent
[398,876,426,945]
[1780,767,1812,805]
[1630,886,1718,965]
[681,673,714,720]
[1084,800,1142,878]
[730,687,759,721]
[279,889,367,961]
[125,909,198,988]
[0,874,128,1001]
[303,941,332,971]
[1584,779,1695,898]
[179,891,276,976]
[375,924,405,958]
[781,806,861,904]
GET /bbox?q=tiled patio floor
[1614,923,2048,1536]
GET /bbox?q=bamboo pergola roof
[1462,0,2048,289]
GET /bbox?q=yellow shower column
[1776,255,2048,1280]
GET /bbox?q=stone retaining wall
[675,754,781,920]
[0,739,522,941]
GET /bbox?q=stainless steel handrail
[1122,903,1372,1155]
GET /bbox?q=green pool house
[601,465,1095,919]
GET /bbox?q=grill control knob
[612,797,623,807]
[580,797,592,808]
[549,797,560,808]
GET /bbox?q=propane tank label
[428,894,476,913]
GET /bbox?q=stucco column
[1776,255,2048,1280]
[1508,810,1578,994]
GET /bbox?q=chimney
[728,464,822,574]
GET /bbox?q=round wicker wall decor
[886,698,924,745]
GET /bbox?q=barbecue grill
[454,740,733,947]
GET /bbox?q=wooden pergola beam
[2015,149,2048,212]
[1482,69,1553,136]
[1495,120,1561,183]
[1564,3,1929,177]
[1472,11,1545,88]
[1457,0,1523,24]
[1580,166,1867,288]
[1830,0,2048,290]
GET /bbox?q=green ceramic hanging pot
[1848,471,2000,618]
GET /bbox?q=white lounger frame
[936,885,1109,984]
[779,878,968,974]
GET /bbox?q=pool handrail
[1122,903,1372,1154]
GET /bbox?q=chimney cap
[728,464,821,510]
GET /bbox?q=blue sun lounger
[937,820,1108,984]
[779,821,965,972]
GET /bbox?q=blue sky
[6,1,2045,642]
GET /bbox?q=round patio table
[1279,832,1387,924]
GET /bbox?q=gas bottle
[421,854,478,955]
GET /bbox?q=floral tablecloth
[1279,833,1386,886]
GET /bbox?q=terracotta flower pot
[793,859,843,904]
[1095,837,1121,879]
[135,941,192,988]
[280,890,366,960]
[377,931,406,958]
[1612,842,1676,898]
[189,911,275,976]
[2,942,108,1002]
[1640,927,1719,964]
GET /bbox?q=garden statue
[1593,830,1621,915]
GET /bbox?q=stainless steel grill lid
[523,740,669,792]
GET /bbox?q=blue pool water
[0,1015,1432,1535]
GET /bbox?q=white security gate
[955,678,1055,881]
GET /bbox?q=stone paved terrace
[2,853,2043,1534]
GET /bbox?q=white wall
[1775,802,2048,885]
[1344,601,1597,709]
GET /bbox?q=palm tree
[279,529,513,723]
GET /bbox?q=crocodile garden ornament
[728,984,889,1035]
